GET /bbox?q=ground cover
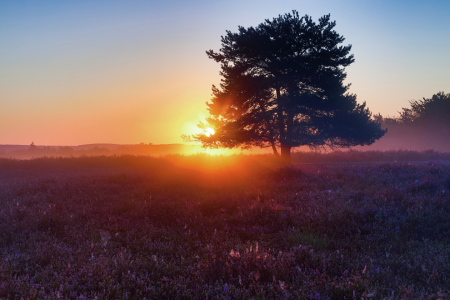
[1,154,449,299]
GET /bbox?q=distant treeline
[356,92,450,152]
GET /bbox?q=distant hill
[0,144,122,153]
[0,142,276,159]
[71,144,123,151]
[0,143,244,159]
[0,145,30,152]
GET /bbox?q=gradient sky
[1,0,449,145]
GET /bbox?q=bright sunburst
[205,127,215,137]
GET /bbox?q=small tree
[28,142,38,151]
[187,11,385,160]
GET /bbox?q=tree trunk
[257,100,279,157]
[271,142,279,156]
[276,87,285,143]
[280,144,291,161]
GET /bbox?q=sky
[1,0,449,146]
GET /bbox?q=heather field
[1,153,450,299]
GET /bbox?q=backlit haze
[1,0,449,146]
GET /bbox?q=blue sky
[1,0,449,145]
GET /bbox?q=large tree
[188,11,385,159]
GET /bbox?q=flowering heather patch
[0,155,450,299]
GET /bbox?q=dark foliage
[188,11,385,159]
[400,91,450,127]
[361,92,450,152]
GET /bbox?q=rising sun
[205,127,215,137]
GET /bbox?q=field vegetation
[1,152,450,299]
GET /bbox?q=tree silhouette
[188,11,385,159]
[28,142,37,151]
[399,92,450,127]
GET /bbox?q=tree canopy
[399,91,450,127]
[187,11,385,159]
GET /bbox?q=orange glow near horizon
[2,2,449,147]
